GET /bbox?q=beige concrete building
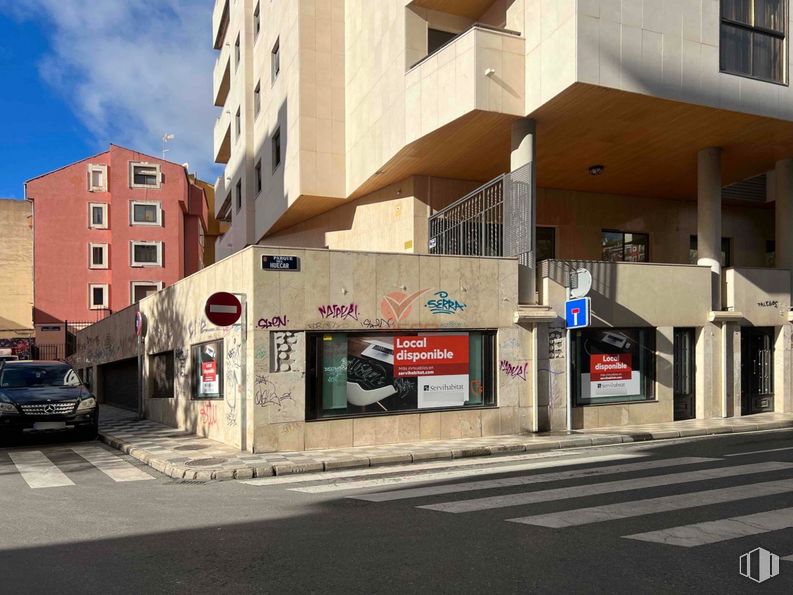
[0,199,33,344]
[68,0,793,451]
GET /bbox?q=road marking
[241,451,645,486]
[509,477,793,528]
[287,454,644,493]
[71,446,155,482]
[725,446,793,457]
[8,451,74,489]
[783,554,793,563]
[624,507,793,547]
[419,461,793,514]
[334,457,716,499]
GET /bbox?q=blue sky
[0,1,220,199]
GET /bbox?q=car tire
[77,424,98,442]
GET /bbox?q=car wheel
[77,424,98,442]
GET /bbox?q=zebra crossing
[321,453,793,553]
[1,445,156,489]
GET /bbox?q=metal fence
[428,163,533,264]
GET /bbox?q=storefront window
[572,328,655,405]
[192,340,223,399]
[307,331,496,419]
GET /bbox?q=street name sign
[261,255,300,271]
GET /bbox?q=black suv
[0,361,98,440]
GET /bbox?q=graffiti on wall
[225,336,241,427]
[254,375,294,410]
[318,304,359,321]
[257,316,289,329]
[199,401,218,427]
[0,338,31,359]
[500,360,528,381]
[425,291,467,315]
[361,318,395,329]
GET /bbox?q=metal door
[740,327,774,415]
[673,328,696,421]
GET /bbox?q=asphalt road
[1,430,793,594]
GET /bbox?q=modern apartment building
[0,198,33,352]
[85,0,782,446]
[26,145,212,330]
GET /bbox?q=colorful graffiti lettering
[500,360,528,381]
[257,315,289,329]
[425,290,466,315]
[318,304,359,321]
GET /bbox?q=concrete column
[697,147,722,310]
[775,159,793,275]
[511,118,536,304]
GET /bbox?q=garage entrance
[99,358,138,411]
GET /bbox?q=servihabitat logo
[739,548,780,584]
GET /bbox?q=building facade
[26,145,212,332]
[0,198,33,355]
[65,0,793,449]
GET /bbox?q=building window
[428,28,458,56]
[130,201,162,226]
[689,236,732,267]
[254,81,261,117]
[89,284,109,310]
[234,33,241,70]
[235,107,241,139]
[720,0,787,84]
[88,203,108,229]
[131,282,162,304]
[235,180,242,212]
[149,351,175,398]
[271,37,280,84]
[89,243,108,269]
[601,230,649,262]
[272,127,281,171]
[192,340,223,399]
[254,2,261,39]
[87,164,107,192]
[130,241,163,267]
[306,331,496,420]
[766,239,776,266]
[572,328,656,406]
[129,162,161,189]
[255,159,262,194]
[536,226,556,262]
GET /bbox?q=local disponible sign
[261,255,300,271]
[199,344,220,396]
[393,335,469,409]
[587,353,639,398]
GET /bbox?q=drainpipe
[722,323,729,418]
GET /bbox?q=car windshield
[0,365,82,388]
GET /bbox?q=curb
[98,420,793,482]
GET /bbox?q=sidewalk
[98,406,793,481]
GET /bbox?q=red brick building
[27,145,210,331]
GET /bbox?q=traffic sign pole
[566,284,572,433]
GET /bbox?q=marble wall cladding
[77,246,530,452]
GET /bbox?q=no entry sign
[205,292,242,326]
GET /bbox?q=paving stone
[324,458,370,471]
[367,454,413,467]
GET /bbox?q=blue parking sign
[565,297,591,329]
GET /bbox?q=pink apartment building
[26,145,210,332]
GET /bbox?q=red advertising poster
[590,354,632,382]
[201,361,217,383]
[393,335,469,377]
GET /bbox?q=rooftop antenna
[161,133,175,159]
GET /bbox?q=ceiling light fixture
[588,165,605,176]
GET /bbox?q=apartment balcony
[723,267,791,326]
[214,175,231,222]
[214,109,231,165]
[212,0,229,50]
[213,40,231,107]
[404,24,525,145]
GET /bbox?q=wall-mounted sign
[565,297,591,329]
[261,255,300,271]
[205,292,242,327]
[194,341,223,399]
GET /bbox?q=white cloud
[4,0,220,181]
